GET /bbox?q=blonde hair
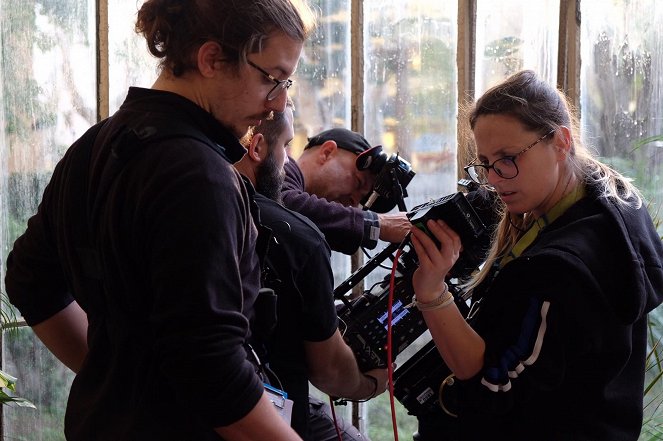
[465,70,642,289]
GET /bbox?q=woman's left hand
[410,219,462,301]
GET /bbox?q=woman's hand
[410,219,462,302]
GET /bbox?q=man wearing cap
[282,128,411,255]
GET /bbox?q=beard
[255,149,285,204]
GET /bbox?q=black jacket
[6,87,263,440]
[460,183,663,440]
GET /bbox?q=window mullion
[557,0,581,110]
[97,0,110,120]
[456,0,477,173]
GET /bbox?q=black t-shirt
[253,193,339,439]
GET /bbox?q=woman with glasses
[409,70,663,440]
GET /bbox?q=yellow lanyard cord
[499,184,586,269]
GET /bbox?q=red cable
[329,245,406,441]
[328,396,344,441]
[386,246,404,441]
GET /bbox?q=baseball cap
[304,128,376,155]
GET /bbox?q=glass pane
[290,0,353,285]
[1,0,97,265]
[580,0,663,232]
[292,0,352,139]
[580,4,663,438]
[108,0,159,113]
[3,327,75,441]
[1,0,94,438]
[361,4,458,287]
[365,1,458,196]
[363,1,458,438]
[475,0,559,95]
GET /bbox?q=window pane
[0,2,97,275]
[3,328,75,441]
[1,0,95,438]
[475,0,559,95]
[291,0,353,283]
[363,1,458,438]
[1,0,97,261]
[365,1,458,196]
[108,0,159,113]
[292,0,352,137]
[581,2,663,437]
[580,0,663,233]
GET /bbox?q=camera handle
[389,165,408,212]
[333,242,401,302]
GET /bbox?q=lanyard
[499,184,586,269]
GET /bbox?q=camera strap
[499,184,586,269]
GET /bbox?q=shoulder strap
[90,118,231,224]
[70,118,111,281]
[79,117,231,278]
[124,119,230,161]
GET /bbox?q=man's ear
[317,140,338,164]
[197,41,224,78]
[248,133,266,163]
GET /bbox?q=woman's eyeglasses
[464,130,556,185]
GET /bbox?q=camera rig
[335,191,490,416]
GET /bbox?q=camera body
[336,192,487,372]
[392,339,458,417]
[357,147,416,213]
[408,192,487,277]
[337,270,427,372]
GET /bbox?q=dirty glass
[108,0,159,113]
[475,0,559,95]
[3,329,74,441]
[290,0,354,283]
[365,1,458,195]
[361,1,458,438]
[581,0,663,231]
[0,0,95,439]
[581,3,663,438]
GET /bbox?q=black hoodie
[459,182,663,441]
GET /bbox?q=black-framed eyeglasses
[464,129,556,185]
[247,60,293,101]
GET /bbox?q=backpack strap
[76,117,231,285]
[70,118,111,282]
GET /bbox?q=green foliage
[632,135,663,152]
[641,315,663,440]
[0,290,35,411]
[366,392,418,440]
[0,369,35,409]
